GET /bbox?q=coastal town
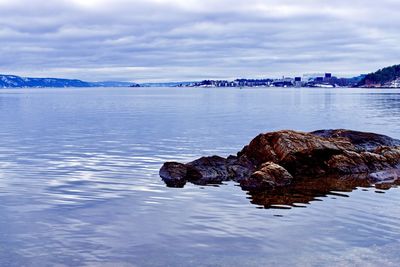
[181,73,362,88]
[177,65,400,88]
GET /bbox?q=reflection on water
[0,87,400,266]
[248,175,399,209]
[163,170,400,209]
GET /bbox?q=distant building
[294,77,302,88]
[324,73,332,83]
[272,77,294,87]
[303,73,324,81]
[386,78,400,88]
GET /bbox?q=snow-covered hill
[0,74,138,88]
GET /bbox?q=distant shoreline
[2,64,400,88]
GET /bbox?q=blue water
[0,87,399,266]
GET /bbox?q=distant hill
[358,64,400,87]
[0,74,139,88]
[0,74,91,88]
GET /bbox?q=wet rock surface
[160,130,400,194]
[311,129,400,151]
[159,162,188,187]
[240,162,293,191]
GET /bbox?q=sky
[0,0,399,82]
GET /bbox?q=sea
[0,87,399,266]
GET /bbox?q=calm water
[0,87,400,267]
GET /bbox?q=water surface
[0,87,399,266]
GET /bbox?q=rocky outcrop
[160,130,400,191]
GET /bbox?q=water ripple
[0,87,400,266]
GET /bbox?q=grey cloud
[0,0,399,82]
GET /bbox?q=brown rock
[322,150,392,174]
[374,146,400,166]
[327,150,370,174]
[240,162,293,190]
[239,130,355,175]
[360,151,390,170]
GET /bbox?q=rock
[160,156,231,187]
[360,151,391,170]
[160,129,400,191]
[327,150,370,174]
[327,150,395,174]
[368,169,400,183]
[226,155,255,182]
[159,162,188,188]
[239,130,355,175]
[186,156,230,185]
[374,146,400,166]
[311,129,400,151]
[240,162,293,191]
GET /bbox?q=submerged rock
[160,129,400,191]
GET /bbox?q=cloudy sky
[0,0,399,82]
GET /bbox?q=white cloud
[0,0,399,81]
